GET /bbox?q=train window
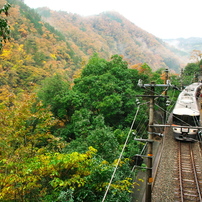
[173,114,200,126]
[183,93,190,96]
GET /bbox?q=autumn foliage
[0,0,185,201]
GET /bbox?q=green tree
[73,54,146,128]
[183,62,199,85]
[38,74,73,120]
[0,3,11,50]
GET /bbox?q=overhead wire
[143,82,180,103]
[135,112,148,138]
[154,103,198,127]
[101,104,141,202]
[138,121,148,138]
[144,82,202,127]
[103,81,200,201]
[130,81,198,196]
[135,112,147,129]
[143,81,189,126]
[170,88,177,101]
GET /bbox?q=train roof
[173,108,200,116]
[173,82,202,116]
[184,82,202,92]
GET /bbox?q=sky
[23,0,202,39]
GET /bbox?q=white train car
[172,83,202,141]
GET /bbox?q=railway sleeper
[180,166,192,169]
[182,179,196,182]
[183,198,201,201]
[182,168,192,173]
[181,168,193,170]
[183,184,198,188]
[184,190,200,194]
[175,196,201,201]
[175,190,198,195]
[184,187,199,191]
[184,193,200,197]
[183,186,200,189]
[183,179,195,182]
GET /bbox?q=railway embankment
[132,139,162,202]
[132,87,202,201]
[152,96,202,201]
[152,134,202,201]
[134,127,202,202]
[151,127,177,201]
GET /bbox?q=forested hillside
[36,7,187,72]
[0,0,82,97]
[0,0,191,201]
[164,37,202,54]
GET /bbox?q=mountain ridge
[163,37,202,54]
[36,8,188,72]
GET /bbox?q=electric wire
[144,83,179,104]
[133,101,149,138]
[193,115,200,126]
[136,115,148,138]
[155,103,198,127]
[170,88,176,101]
[139,123,148,139]
[154,103,188,126]
[101,104,141,202]
[130,82,201,199]
[146,82,201,127]
[130,82,202,194]
[130,82,198,195]
[135,112,147,130]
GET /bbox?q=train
[172,82,202,141]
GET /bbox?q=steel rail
[178,141,184,201]
[177,142,202,201]
[189,143,202,201]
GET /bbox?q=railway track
[174,142,202,201]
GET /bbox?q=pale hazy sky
[23,0,202,39]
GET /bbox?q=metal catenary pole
[137,79,172,202]
[145,82,155,202]
[164,69,169,124]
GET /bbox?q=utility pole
[180,68,184,90]
[164,69,169,124]
[145,82,155,202]
[137,79,172,202]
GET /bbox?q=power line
[102,105,141,202]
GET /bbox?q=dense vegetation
[0,53,154,201]
[0,0,201,201]
[182,50,202,85]
[0,2,10,49]
[36,6,185,72]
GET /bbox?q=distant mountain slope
[36,8,188,72]
[164,37,202,54]
[0,0,81,94]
